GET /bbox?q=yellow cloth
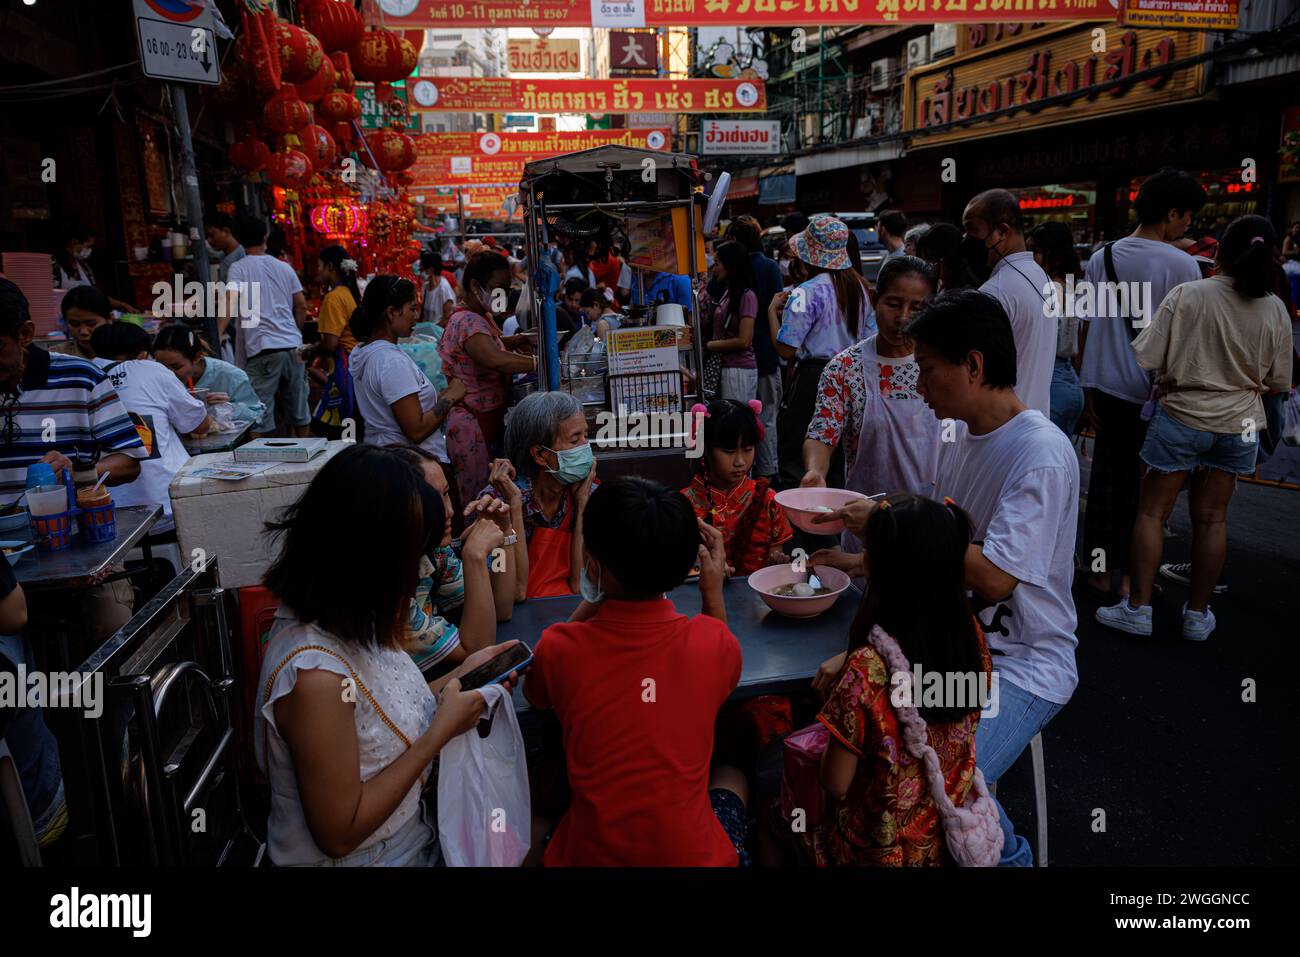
[317,285,357,354]
[1133,275,1293,434]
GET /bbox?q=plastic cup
[27,485,69,517]
[25,462,58,489]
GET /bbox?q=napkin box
[170,441,346,589]
[232,437,329,463]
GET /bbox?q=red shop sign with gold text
[382,0,1119,28]
[407,76,764,114]
[904,23,1205,147]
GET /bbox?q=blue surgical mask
[543,442,593,485]
[579,562,604,603]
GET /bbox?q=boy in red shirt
[524,476,747,866]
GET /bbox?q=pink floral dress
[438,308,509,507]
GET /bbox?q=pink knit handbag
[865,625,1004,867]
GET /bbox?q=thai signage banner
[904,24,1204,147]
[407,76,764,114]
[1120,0,1239,29]
[507,38,582,74]
[700,119,781,155]
[410,129,671,185]
[380,0,1119,28]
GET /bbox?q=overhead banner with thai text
[380,0,1119,28]
[407,76,764,114]
[507,38,582,73]
[1120,0,1239,29]
[409,129,671,186]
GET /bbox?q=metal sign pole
[171,84,218,350]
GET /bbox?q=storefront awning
[758,163,795,205]
[795,141,903,177]
[730,170,759,199]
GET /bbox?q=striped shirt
[1,347,145,505]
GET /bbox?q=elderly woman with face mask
[480,391,598,599]
[438,250,538,509]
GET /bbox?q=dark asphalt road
[996,442,1300,865]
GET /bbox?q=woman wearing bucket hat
[768,215,875,491]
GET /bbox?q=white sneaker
[1096,599,1153,636]
[1181,603,1216,642]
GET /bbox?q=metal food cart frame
[518,146,708,450]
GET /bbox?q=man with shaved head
[962,189,1054,416]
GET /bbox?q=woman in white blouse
[256,445,523,866]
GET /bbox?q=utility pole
[171,84,218,351]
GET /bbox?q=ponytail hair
[350,274,417,342]
[319,244,362,304]
[1217,214,1277,299]
[152,323,212,360]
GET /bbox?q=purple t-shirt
[711,288,758,370]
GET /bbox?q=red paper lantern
[350,29,411,84]
[297,56,336,104]
[228,138,271,173]
[330,51,355,92]
[317,89,361,123]
[310,202,367,236]
[331,121,355,152]
[392,170,415,188]
[303,124,337,172]
[303,0,364,54]
[274,20,325,84]
[366,128,416,173]
[265,148,314,189]
[262,83,311,134]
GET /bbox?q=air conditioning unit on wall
[870,58,897,91]
[905,36,931,70]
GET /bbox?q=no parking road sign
[133,0,221,85]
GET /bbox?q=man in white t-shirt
[225,217,310,437]
[814,290,1080,865]
[962,190,1054,417]
[1077,169,1206,597]
[420,251,455,326]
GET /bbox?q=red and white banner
[407,76,765,114]
[700,119,781,155]
[373,0,1119,28]
[418,186,519,214]
[409,129,671,186]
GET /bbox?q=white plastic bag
[208,401,239,433]
[1282,390,1300,448]
[436,684,531,866]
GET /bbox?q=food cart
[518,145,712,487]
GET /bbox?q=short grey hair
[904,224,931,246]
[505,390,583,480]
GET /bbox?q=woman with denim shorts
[1096,216,1294,642]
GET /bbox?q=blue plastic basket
[76,501,117,544]
[32,510,73,552]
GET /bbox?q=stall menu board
[385,0,1119,28]
[607,327,679,376]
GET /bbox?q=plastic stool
[986,732,1049,866]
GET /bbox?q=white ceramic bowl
[747,563,852,619]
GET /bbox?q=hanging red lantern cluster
[350,29,414,84]
[310,202,368,236]
[297,56,336,104]
[275,20,325,84]
[365,127,417,173]
[266,149,314,190]
[303,0,364,54]
[303,124,337,173]
[263,83,311,134]
[331,52,356,92]
[229,137,271,173]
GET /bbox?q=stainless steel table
[182,420,254,456]
[501,577,861,712]
[14,504,162,590]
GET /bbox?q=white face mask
[75,247,92,260]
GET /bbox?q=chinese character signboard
[700,120,781,155]
[610,30,659,77]
[408,77,765,114]
[386,0,1119,28]
[904,24,1204,147]
[508,38,582,74]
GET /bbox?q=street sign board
[133,0,220,86]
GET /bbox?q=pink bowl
[774,487,872,534]
[747,563,852,619]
